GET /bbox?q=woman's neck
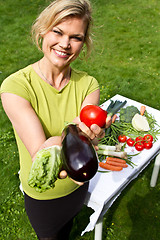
[34,58,71,91]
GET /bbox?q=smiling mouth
[54,49,70,58]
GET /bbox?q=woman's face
[42,16,87,69]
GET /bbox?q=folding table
[150,153,160,187]
[81,95,160,239]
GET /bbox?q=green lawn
[0,0,160,239]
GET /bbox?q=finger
[90,124,101,135]
[78,122,95,139]
[59,170,67,179]
[94,145,99,151]
[97,130,105,139]
[72,116,81,124]
[105,115,112,128]
[92,137,99,146]
[70,178,84,186]
[90,124,105,139]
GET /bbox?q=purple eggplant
[61,124,98,182]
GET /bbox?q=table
[81,94,160,239]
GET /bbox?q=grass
[0,0,160,239]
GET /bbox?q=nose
[59,36,71,49]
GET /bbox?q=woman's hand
[73,115,112,149]
[59,169,84,186]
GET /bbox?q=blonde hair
[32,0,93,57]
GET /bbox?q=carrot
[106,157,126,164]
[99,162,123,171]
[112,114,117,123]
[140,105,146,115]
[106,160,128,168]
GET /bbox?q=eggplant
[61,124,98,182]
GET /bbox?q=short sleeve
[0,70,31,102]
[86,76,99,96]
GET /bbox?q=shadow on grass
[127,188,160,240]
[70,205,94,240]
[127,159,160,240]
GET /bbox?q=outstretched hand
[73,115,112,149]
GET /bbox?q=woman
[0,0,111,239]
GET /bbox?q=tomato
[135,136,144,143]
[127,138,135,147]
[135,142,144,151]
[144,141,153,150]
[118,135,127,143]
[144,134,153,142]
[80,105,107,128]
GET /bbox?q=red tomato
[118,135,127,143]
[135,136,144,143]
[127,138,135,147]
[144,141,153,150]
[80,105,107,128]
[135,142,144,151]
[144,134,153,142]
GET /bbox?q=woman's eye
[72,36,83,41]
[52,30,62,35]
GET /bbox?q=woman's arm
[1,93,61,159]
[81,89,100,109]
[1,93,82,184]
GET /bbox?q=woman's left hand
[73,115,112,149]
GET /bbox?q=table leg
[150,153,160,187]
[94,217,103,240]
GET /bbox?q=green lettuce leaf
[28,145,62,192]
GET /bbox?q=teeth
[55,50,68,56]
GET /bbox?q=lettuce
[28,145,62,192]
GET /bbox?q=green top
[0,65,99,200]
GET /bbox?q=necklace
[38,61,53,86]
[38,61,70,87]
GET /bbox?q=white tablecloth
[82,94,160,235]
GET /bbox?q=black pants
[24,182,89,239]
